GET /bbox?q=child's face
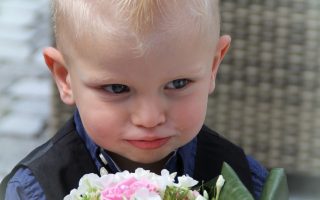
[45,25,230,164]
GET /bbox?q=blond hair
[52,0,220,56]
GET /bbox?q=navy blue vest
[1,118,253,200]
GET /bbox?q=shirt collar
[74,110,102,169]
[73,109,197,176]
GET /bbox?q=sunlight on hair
[114,0,161,32]
[51,0,220,56]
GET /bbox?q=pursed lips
[126,137,171,149]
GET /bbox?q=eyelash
[102,79,191,94]
[165,79,191,90]
[102,84,130,94]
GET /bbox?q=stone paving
[0,0,52,180]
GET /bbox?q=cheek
[76,97,128,146]
[170,94,208,135]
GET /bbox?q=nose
[130,96,166,128]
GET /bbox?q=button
[100,167,108,176]
[99,153,108,165]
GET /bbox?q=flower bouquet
[64,162,289,200]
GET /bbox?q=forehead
[55,0,219,60]
[66,25,215,74]
[64,24,218,68]
[69,32,214,89]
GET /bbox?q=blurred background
[0,0,319,199]
[0,0,52,180]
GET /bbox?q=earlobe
[43,47,75,105]
[209,35,231,93]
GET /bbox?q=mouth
[126,137,171,150]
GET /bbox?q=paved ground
[0,0,52,180]
[0,0,319,199]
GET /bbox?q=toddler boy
[1,0,268,199]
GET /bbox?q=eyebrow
[82,74,124,86]
[82,60,210,85]
[183,63,210,75]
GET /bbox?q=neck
[108,152,173,174]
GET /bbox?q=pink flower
[101,177,159,200]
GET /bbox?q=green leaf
[259,168,289,200]
[193,176,218,198]
[163,186,190,200]
[218,162,255,200]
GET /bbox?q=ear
[43,47,75,105]
[209,35,231,93]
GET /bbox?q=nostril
[131,112,166,128]
[131,97,167,128]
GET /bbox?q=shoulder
[197,126,269,198]
[21,117,77,167]
[194,125,254,194]
[5,168,45,200]
[197,125,245,155]
[1,117,82,199]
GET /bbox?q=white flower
[188,190,208,200]
[64,168,206,200]
[63,173,103,200]
[195,195,208,200]
[132,187,162,200]
[214,175,225,200]
[216,175,225,188]
[130,168,176,192]
[202,190,209,199]
[176,174,198,188]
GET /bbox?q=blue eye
[165,79,190,89]
[103,84,130,94]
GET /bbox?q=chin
[130,153,169,164]
[131,156,161,164]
